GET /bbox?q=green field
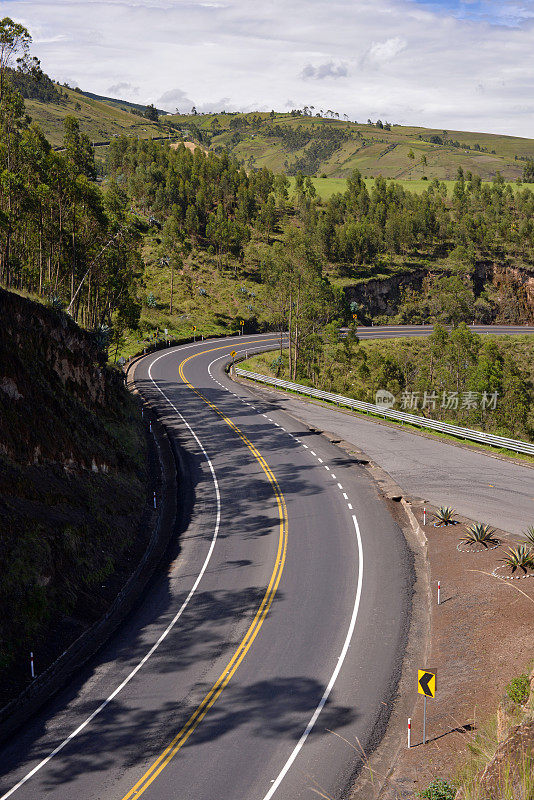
[287,176,526,199]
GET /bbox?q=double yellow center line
[121,343,288,799]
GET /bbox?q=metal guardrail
[235,368,534,457]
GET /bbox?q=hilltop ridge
[166,110,534,180]
[20,69,534,180]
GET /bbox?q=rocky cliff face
[0,288,148,702]
[343,269,427,318]
[342,263,534,322]
[0,288,126,469]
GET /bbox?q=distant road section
[238,325,534,536]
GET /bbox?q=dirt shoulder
[377,502,534,798]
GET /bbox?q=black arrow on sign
[419,672,434,697]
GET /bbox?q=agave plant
[460,523,499,548]
[522,526,534,547]
[433,506,457,526]
[500,545,534,574]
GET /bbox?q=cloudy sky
[3,0,534,136]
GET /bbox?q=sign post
[240,320,244,336]
[192,325,197,342]
[230,350,237,366]
[418,669,437,744]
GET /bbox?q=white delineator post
[153,492,157,509]
[437,581,441,605]
[30,652,35,679]
[149,421,152,433]
[407,717,411,748]
[423,507,426,526]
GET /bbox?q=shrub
[419,778,456,800]
[506,674,530,705]
[433,506,457,525]
[146,293,157,308]
[500,545,534,574]
[522,526,534,547]
[460,523,499,548]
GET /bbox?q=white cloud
[158,87,194,113]
[1,0,534,136]
[364,37,407,65]
[108,81,139,96]
[301,61,349,80]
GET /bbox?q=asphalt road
[238,325,534,536]
[0,335,413,800]
[355,324,534,339]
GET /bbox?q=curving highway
[0,335,412,800]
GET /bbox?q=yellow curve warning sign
[418,669,437,698]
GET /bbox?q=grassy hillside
[25,85,163,147]
[118,238,272,360]
[165,111,534,181]
[0,289,148,701]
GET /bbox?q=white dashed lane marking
[225,378,356,535]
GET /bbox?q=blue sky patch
[409,0,534,27]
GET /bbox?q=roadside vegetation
[452,667,534,799]
[241,328,534,441]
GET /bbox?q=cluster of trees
[105,135,280,262]
[249,230,344,380]
[523,159,534,183]
[294,168,534,280]
[355,325,532,438]
[367,119,392,130]
[265,324,532,439]
[4,61,60,103]
[286,127,351,175]
[265,124,313,151]
[420,134,495,154]
[0,18,143,336]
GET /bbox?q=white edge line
[0,347,223,800]
[260,514,364,800]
